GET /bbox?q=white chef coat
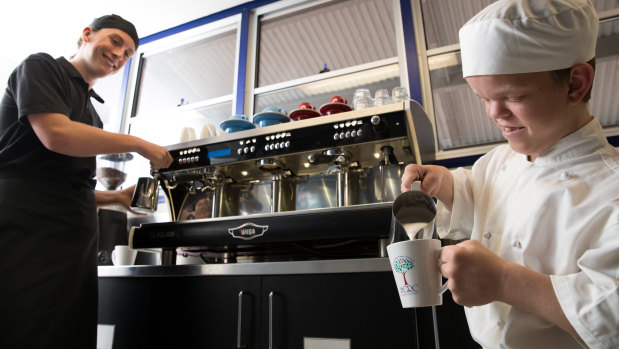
[436,117,619,349]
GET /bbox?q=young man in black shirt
[0,14,173,348]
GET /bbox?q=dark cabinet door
[260,272,418,349]
[146,275,262,349]
[98,277,153,349]
[99,271,475,349]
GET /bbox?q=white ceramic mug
[387,239,448,307]
[180,127,196,142]
[111,245,137,266]
[200,123,217,138]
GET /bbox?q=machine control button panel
[236,138,258,156]
[263,132,291,154]
[163,109,408,172]
[333,119,363,141]
[178,147,202,165]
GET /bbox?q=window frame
[412,0,619,162]
[244,0,409,117]
[121,14,243,136]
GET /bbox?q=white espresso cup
[387,239,448,307]
[111,245,137,266]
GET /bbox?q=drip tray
[130,203,393,251]
[179,238,383,263]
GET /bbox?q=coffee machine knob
[370,115,381,125]
[370,115,387,133]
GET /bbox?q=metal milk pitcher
[130,176,160,213]
[389,190,437,243]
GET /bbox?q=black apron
[0,176,98,349]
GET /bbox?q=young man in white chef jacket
[401,0,618,348]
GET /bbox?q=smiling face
[72,27,135,85]
[466,70,591,161]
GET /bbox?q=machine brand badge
[228,223,268,240]
[392,256,419,295]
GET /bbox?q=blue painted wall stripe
[235,10,251,115]
[399,0,423,106]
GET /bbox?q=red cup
[330,96,347,104]
[298,102,316,110]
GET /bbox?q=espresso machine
[129,101,434,265]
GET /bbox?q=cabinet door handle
[269,291,275,349]
[237,291,247,349]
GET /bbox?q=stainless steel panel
[98,257,391,277]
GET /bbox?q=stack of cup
[200,123,217,139]
[180,127,196,142]
[353,88,374,110]
[392,87,410,103]
[374,89,393,106]
[352,87,410,110]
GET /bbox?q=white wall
[0,0,252,190]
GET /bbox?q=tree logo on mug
[392,256,418,294]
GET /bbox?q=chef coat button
[483,232,492,240]
[511,240,522,248]
[501,165,507,171]
[559,171,570,181]
[497,320,505,329]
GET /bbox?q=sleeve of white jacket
[551,220,619,348]
[436,167,475,241]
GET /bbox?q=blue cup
[257,119,280,127]
[230,114,249,120]
[262,106,287,116]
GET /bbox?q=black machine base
[130,203,393,262]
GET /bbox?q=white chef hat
[459,0,598,78]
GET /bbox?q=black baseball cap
[89,14,139,50]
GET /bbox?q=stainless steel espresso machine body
[129,101,434,264]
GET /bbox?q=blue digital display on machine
[207,148,231,158]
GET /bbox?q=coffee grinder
[96,153,133,265]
